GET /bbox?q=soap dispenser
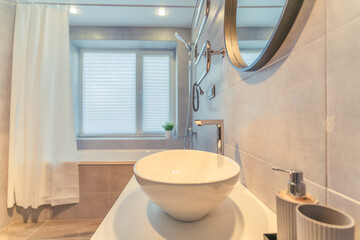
[272,167,317,240]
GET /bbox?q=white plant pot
[165,130,172,139]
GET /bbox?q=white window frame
[78,48,176,138]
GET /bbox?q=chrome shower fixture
[174,32,192,51]
[198,85,204,95]
[175,32,194,149]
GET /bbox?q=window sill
[77,136,178,141]
[76,137,183,149]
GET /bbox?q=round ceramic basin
[134,150,240,221]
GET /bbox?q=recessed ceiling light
[69,7,78,14]
[155,8,167,16]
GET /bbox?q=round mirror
[224,0,303,71]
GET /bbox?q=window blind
[82,52,136,135]
[142,55,170,133]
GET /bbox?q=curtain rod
[14,2,283,8]
[14,2,197,8]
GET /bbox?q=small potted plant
[162,122,174,139]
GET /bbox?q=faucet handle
[272,167,306,198]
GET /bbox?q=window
[79,49,175,137]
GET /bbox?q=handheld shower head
[174,32,183,41]
[174,32,191,51]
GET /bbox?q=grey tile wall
[191,0,360,238]
[0,0,15,230]
[326,3,360,238]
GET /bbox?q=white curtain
[7,4,79,208]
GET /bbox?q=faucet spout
[194,120,224,155]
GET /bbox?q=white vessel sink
[134,150,240,221]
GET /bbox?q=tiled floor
[0,219,102,240]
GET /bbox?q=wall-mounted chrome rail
[194,0,206,28]
[195,41,225,87]
[195,41,211,87]
[192,40,225,112]
[193,0,210,62]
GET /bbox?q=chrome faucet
[194,119,224,155]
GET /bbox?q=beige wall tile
[51,192,109,220]
[11,165,134,221]
[79,166,108,192]
[108,165,134,192]
[327,0,360,32]
[328,190,360,239]
[327,17,360,201]
[108,192,121,208]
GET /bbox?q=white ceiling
[18,0,198,27]
[17,0,286,28]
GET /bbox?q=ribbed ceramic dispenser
[272,167,317,240]
[296,204,355,240]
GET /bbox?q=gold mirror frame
[224,0,304,72]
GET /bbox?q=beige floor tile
[27,219,101,240]
[0,221,45,240]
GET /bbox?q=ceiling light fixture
[69,7,78,14]
[155,8,167,16]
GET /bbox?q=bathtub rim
[77,149,169,165]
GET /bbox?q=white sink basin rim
[134,150,240,221]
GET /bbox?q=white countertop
[92,177,277,240]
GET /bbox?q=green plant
[162,122,175,131]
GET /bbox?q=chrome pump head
[174,32,191,51]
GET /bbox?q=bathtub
[78,149,167,165]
